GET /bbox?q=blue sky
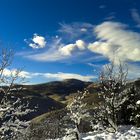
[0,0,140,84]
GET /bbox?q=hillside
[16,79,92,103]
[24,78,140,139]
[12,78,140,120]
[1,79,92,121]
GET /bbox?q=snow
[82,126,140,140]
[60,126,140,140]
[136,100,140,105]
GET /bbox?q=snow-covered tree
[0,49,37,139]
[92,62,128,132]
[0,94,36,139]
[66,90,89,140]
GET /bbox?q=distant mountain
[22,79,92,96]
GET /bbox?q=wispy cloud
[25,34,46,49]
[87,63,102,69]
[58,22,94,41]
[88,21,140,64]
[3,69,31,78]
[131,8,140,28]
[12,70,96,82]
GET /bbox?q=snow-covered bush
[66,90,90,140]
[115,83,140,127]
[92,62,128,132]
[0,93,36,139]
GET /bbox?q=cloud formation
[59,40,85,56]
[76,40,86,50]
[24,22,140,65]
[26,38,66,61]
[59,44,76,56]
[26,38,86,61]
[88,21,140,64]
[3,69,31,78]
[28,34,46,49]
[10,70,95,82]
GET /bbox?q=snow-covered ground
[62,126,140,140]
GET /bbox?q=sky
[0,0,140,84]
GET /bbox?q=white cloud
[59,40,85,56]
[80,28,87,32]
[88,21,140,64]
[76,40,85,50]
[28,34,46,49]
[88,41,114,59]
[131,8,140,28]
[27,51,67,62]
[59,44,75,56]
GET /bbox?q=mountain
[22,79,92,95]
[17,79,92,103]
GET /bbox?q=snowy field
[61,126,140,140]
